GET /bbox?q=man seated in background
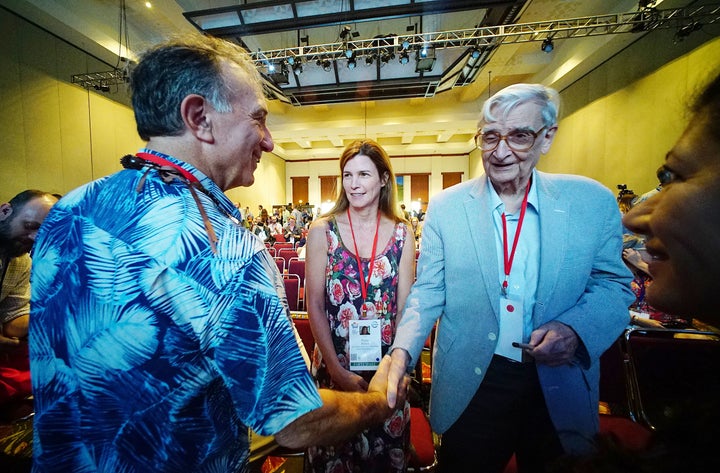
[1,190,58,408]
[1,190,57,467]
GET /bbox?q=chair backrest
[624,327,720,431]
[266,246,276,257]
[274,242,293,250]
[283,274,301,311]
[291,315,314,353]
[273,256,285,274]
[407,407,438,472]
[287,258,305,286]
[278,248,298,268]
[599,335,634,418]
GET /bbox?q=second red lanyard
[501,182,531,295]
[347,209,381,304]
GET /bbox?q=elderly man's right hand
[369,354,409,409]
[385,348,411,408]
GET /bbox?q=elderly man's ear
[540,126,558,154]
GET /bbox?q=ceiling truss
[251,3,720,64]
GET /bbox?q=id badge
[496,296,524,362]
[349,319,382,371]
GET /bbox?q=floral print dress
[307,217,411,473]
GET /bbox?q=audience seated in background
[283,217,302,245]
[267,215,283,242]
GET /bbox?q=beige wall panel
[226,152,287,209]
[625,66,681,195]
[687,38,720,85]
[19,64,63,195]
[56,38,90,86]
[88,93,144,180]
[13,21,65,195]
[0,16,28,199]
[581,101,609,186]
[58,83,93,193]
[18,14,57,78]
[541,111,573,175]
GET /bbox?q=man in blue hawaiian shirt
[29,35,405,473]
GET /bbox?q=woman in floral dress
[305,139,415,473]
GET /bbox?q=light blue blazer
[392,171,634,454]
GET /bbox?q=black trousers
[437,355,564,473]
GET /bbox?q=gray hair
[131,34,263,141]
[480,83,560,128]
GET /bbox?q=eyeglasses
[475,127,547,152]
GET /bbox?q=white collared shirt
[488,171,541,342]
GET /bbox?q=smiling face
[623,113,720,321]
[342,153,388,211]
[209,63,274,190]
[480,101,555,194]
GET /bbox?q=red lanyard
[135,152,218,253]
[347,209,381,303]
[501,182,531,295]
[136,152,199,183]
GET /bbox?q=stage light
[339,25,358,41]
[316,58,332,72]
[415,45,435,73]
[347,52,357,69]
[399,50,410,65]
[268,60,289,85]
[380,49,394,64]
[365,54,375,66]
[541,38,554,53]
[470,47,481,59]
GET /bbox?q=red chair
[407,323,437,472]
[266,246,276,257]
[287,257,305,283]
[277,248,298,269]
[287,257,306,309]
[283,274,301,311]
[407,407,438,472]
[291,315,314,354]
[273,242,294,250]
[273,257,285,274]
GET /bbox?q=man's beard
[0,222,32,258]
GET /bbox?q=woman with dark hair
[305,139,415,472]
[623,69,720,325]
[550,69,720,473]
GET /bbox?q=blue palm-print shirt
[29,150,321,473]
